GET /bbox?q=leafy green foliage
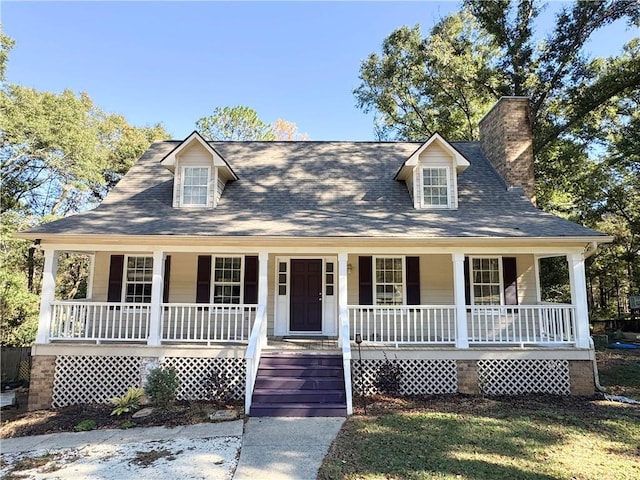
[196,105,308,141]
[145,367,180,409]
[355,12,499,140]
[120,420,136,429]
[196,106,275,141]
[74,419,97,432]
[110,387,145,416]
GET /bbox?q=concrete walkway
[233,417,345,480]
[0,421,244,454]
[1,417,345,479]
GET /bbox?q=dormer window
[421,166,451,208]
[394,133,470,211]
[182,167,210,206]
[160,131,238,209]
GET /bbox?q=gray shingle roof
[26,141,605,239]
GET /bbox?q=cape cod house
[21,97,610,416]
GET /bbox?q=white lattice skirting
[477,359,571,395]
[51,355,246,407]
[352,359,457,396]
[162,357,246,401]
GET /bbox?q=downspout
[589,337,607,393]
[583,241,598,259]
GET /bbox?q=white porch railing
[161,303,257,344]
[348,305,457,346]
[49,301,257,344]
[51,301,150,342]
[245,304,268,414]
[468,304,576,345]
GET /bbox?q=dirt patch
[1,400,242,439]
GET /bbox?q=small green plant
[110,386,145,416]
[375,352,402,394]
[145,366,180,409]
[74,419,97,432]
[120,420,136,429]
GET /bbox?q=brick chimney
[478,97,535,203]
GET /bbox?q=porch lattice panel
[352,359,457,396]
[477,359,570,395]
[162,357,246,401]
[52,355,142,407]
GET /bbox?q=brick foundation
[28,355,56,411]
[457,360,479,394]
[569,360,595,395]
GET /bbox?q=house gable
[395,133,470,210]
[160,131,237,208]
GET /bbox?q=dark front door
[290,259,323,332]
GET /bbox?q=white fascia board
[396,133,470,181]
[160,131,238,180]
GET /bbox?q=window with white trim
[213,257,242,304]
[421,167,450,208]
[124,256,153,303]
[471,257,502,305]
[375,257,404,305]
[182,166,209,206]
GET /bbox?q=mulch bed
[1,399,241,438]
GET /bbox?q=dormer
[161,131,237,208]
[394,133,470,210]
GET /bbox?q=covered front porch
[31,241,595,413]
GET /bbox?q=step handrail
[341,315,353,415]
[245,304,267,414]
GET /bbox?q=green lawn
[319,351,640,480]
[596,349,640,400]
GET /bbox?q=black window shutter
[243,256,258,304]
[406,256,420,305]
[358,256,373,305]
[464,257,470,306]
[196,255,212,303]
[163,255,171,304]
[502,257,519,305]
[107,255,125,302]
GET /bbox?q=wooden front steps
[249,353,347,417]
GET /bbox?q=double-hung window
[421,167,450,208]
[182,167,209,206]
[470,257,502,305]
[374,257,404,305]
[213,257,242,304]
[124,256,153,303]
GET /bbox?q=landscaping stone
[132,407,154,418]
[208,409,239,421]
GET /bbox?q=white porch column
[147,250,165,346]
[36,248,59,344]
[85,253,96,300]
[258,252,269,340]
[337,252,349,347]
[568,253,590,349]
[452,253,469,348]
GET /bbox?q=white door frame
[273,256,338,336]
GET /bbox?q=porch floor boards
[265,337,340,352]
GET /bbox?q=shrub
[120,420,136,429]
[376,352,402,395]
[110,386,145,416]
[204,369,232,403]
[74,419,97,432]
[145,366,180,409]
